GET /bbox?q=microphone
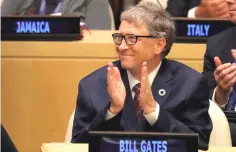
[16,0,41,15]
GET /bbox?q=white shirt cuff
[188,7,196,18]
[50,12,62,16]
[105,110,116,121]
[212,87,228,109]
[143,103,160,126]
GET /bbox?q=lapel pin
[158,89,166,96]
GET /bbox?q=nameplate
[1,16,82,41]
[89,131,198,152]
[174,18,234,43]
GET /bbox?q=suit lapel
[116,61,140,131]
[221,48,234,64]
[220,27,236,64]
[151,59,173,107]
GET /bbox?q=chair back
[64,110,75,143]
[208,100,232,146]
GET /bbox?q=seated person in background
[1,0,63,15]
[1,0,113,30]
[61,0,114,30]
[203,0,236,146]
[167,0,230,18]
[72,1,212,150]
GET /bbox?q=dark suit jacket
[72,59,212,150]
[203,26,236,96]
[1,0,33,15]
[1,125,18,152]
[166,0,200,17]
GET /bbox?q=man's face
[116,20,160,72]
[226,0,236,23]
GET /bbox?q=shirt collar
[127,61,162,91]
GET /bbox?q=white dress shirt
[188,7,197,18]
[105,61,162,126]
[212,87,232,109]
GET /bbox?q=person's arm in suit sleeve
[148,76,212,150]
[1,0,25,15]
[71,80,123,143]
[166,0,188,17]
[166,0,200,17]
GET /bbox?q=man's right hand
[107,63,126,115]
[195,0,230,18]
[214,49,236,105]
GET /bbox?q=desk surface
[41,143,236,152]
[2,30,205,59]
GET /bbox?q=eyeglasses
[112,33,165,45]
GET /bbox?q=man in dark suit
[203,0,236,146]
[72,1,212,150]
[166,0,230,18]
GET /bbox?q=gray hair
[120,1,176,57]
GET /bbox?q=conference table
[40,143,236,152]
[2,30,206,152]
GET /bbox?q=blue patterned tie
[227,86,236,111]
[226,60,236,111]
